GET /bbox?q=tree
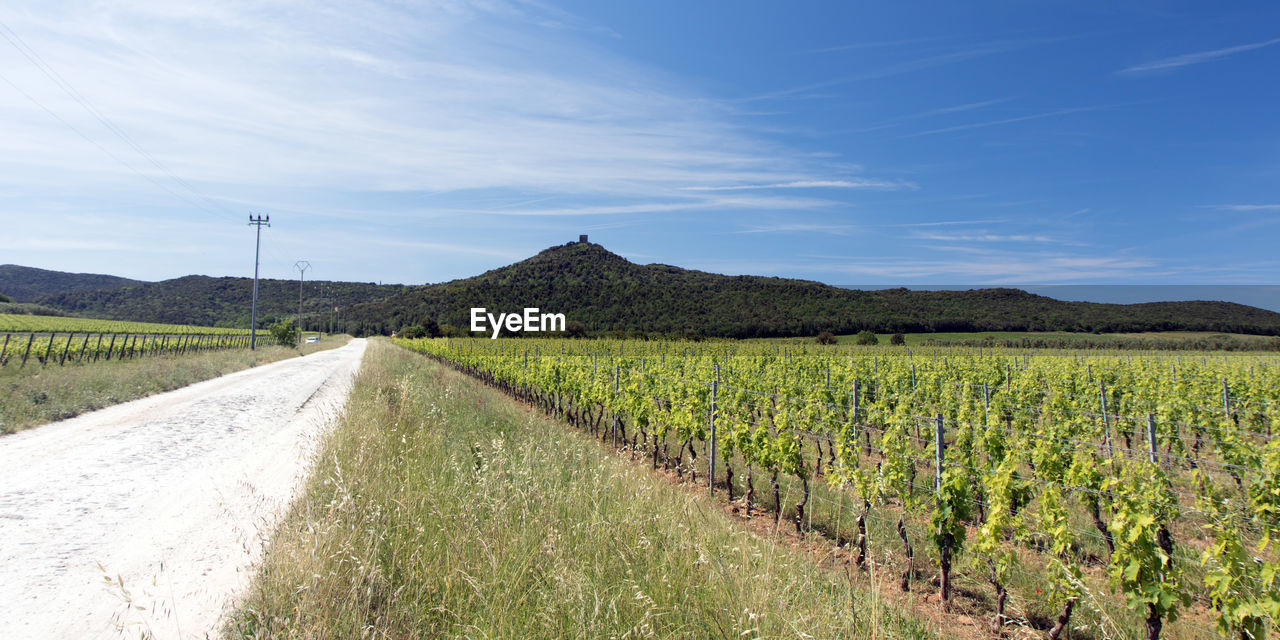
[890,333,906,345]
[815,331,837,345]
[399,318,441,339]
[855,330,878,345]
[0,293,11,303]
[268,319,298,347]
[566,320,588,338]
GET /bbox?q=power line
[0,19,236,221]
[249,214,271,350]
[295,260,310,344]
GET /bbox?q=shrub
[855,330,878,345]
[400,319,441,339]
[268,320,298,347]
[890,333,906,345]
[815,331,837,345]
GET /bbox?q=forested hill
[36,276,404,328]
[0,264,142,302]
[340,241,1280,338]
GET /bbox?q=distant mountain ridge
[12,243,1280,338]
[37,275,405,328]
[338,241,1280,338]
[1,266,404,329]
[0,264,142,302]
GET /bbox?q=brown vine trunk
[1191,431,1201,468]
[674,440,685,480]
[814,440,824,477]
[897,517,913,592]
[1090,500,1115,556]
[1047,598,1075,640]
[745,464,754,514]
[1154,523,1175,639]
[795,476,809,536]
[990,579,1007,634]
[687,440,697,484]
[1146,603,1163,640]
[724,461,734,502]
[771,471,781,524]
[855,500,869,568]
[940,531,953,610]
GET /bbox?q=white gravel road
[0,338,367,640]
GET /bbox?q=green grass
[0,335,349,435]
[228,339,937,640]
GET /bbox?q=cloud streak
[682,179,914,191]
[1121,37,1280,73]
[1207,204,1280,211]
[735,223,854,235]
[906,106,1102,137]
[914,232,1056,243]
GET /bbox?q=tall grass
[0,335,349,434]
[228,340,936,639]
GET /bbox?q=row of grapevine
[0,313,250,335]
[399,337,1280,639]
[0,332,255,367]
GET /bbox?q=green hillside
[37,275,404,329]
[340,241,1280,338]
[0,264,142,302]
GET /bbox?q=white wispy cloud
[743,44,1018,102]
[735,223,854,235]
[1121,37,1280,73]
[906,106,1101,137]
[799,35,965,55]
[443,194,837,216]
[912,99,1007,118]
[693,253,1163,284]
[1207,204,1280,211]
[914,232,1057,243]
[682,179,914,191]
[885,218,1006,227]
[0,1,863,220]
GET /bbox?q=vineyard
[0,314,256,368]
[397,337,1280,640]
[0,314,249,335]
[0,332,256,368]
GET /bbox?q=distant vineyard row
[0,314,249,335]
[0,332,255,367]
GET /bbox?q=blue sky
[2,1,1278,289]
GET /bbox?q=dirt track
[0,338,366,639]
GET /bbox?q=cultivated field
[399,337,1280,640]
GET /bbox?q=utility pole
[248,213,270,350]
[294,260,311,344]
